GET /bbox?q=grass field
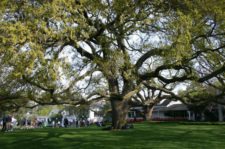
[1,122,225,149]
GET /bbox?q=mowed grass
[1,122,225,149]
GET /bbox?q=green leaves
[0,0,224,113]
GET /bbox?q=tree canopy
[0,0,225,129]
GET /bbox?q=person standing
[6,115,12,131]
[1,115,7,132]
[64,118,69,128]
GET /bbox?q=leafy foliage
[0,0,224,128]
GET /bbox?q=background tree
[132,80,170,121]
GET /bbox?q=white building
[88,101,105,123]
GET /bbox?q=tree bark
[144,105,154,121]
[218,104,223,122]
[110,98,130,129]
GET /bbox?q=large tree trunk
[110,99,130,129]
[218,104,223,122]
[144,105,154,121]
[108,78,132,129]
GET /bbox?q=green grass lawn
[1,122,225,149]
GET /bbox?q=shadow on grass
[0,123,225,149]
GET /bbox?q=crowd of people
[49,118,91,128]
[0,115,102,132]
[1,115,17,132]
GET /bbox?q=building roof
[153,103,188,111]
